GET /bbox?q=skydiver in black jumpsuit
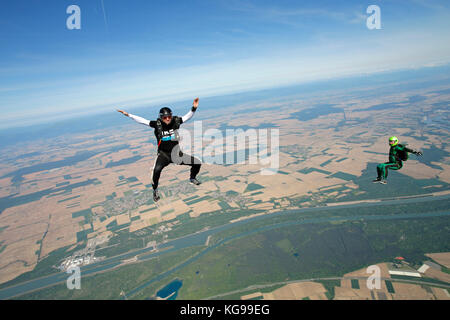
[118,98,201,201]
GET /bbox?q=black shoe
[153,189,160,202]
[372,178,381,183]
[190,178,201,185]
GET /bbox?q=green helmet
[389,136,398,146]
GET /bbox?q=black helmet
[159,107,172,119]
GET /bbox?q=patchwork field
[0,78,449,297]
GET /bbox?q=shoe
[372,178,381,183]
[153,189,160,202]
[190,178,201,185]
[379,180,387,185]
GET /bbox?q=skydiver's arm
[181,108,196,123]
[181,97,199,123]
[404,146,422,155]
[128,113,151,126]
[117,109,151,126]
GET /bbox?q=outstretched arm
[181,97,199,123]
[405,146,423,156]
[117,109,150,126]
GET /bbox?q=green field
[244,183,265,193]
[385,280,395,293]
[351,279,360,289]
[165,216,449,299]
[66,211,450,300]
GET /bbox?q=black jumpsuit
[149,116,201,189]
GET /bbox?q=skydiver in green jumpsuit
[373,136,423,184]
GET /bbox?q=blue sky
[1,0,450,128]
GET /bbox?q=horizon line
[1,62,449,132]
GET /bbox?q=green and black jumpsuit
[376,144,415,180]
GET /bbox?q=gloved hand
[414,151,423,156]
[192,97,199,111]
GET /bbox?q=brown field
[431,287,450,300]
[261,282,327,300]
[333,261,450,300]
[241,292,264,300]
[423,267,450,283]
[189,200,222,218]
[426,252,450,268]
[391,283,434,300]
[334,286,375,300]
[343,263,391,279]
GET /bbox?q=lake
[156,279,183,300]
